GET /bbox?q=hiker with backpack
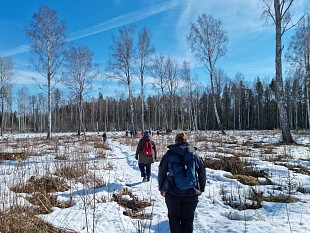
[135,130,157,182]
[158,132,206,233]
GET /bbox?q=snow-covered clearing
[0,130,310,232]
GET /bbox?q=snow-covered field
[1,130,310,233]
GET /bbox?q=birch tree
[166,57,180,129]
[138,26,155,130]
[187,14,228,135]
[25,6,67,138]
[0,55,15,136]
[261,0,302,143]
[63,44,99,136]
[150,54,168,129]
[106,25,136,131]
[286,15,310,128]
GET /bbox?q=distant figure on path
[102,132,107,143]
[158,132,206,233]
[135,130,157,182]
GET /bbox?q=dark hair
[175,133,187,143]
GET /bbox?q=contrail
[70,1,180,40]
[2,0,180,56]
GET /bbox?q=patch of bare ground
[113,188,152,220]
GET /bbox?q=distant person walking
[158,132,206,233]
[135,130,157,182]
[102,132,107,143]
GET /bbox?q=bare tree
[0,55,15,136]
[286,15,310,128]
[63,44,99,136]
[150,54,169,129]
[106,25,136,131]
[187,14,228,135]
[53,88,61,131]
[138,26,155,130]
[181,61,194,130]
[261,0,303,143]
[25,5,67,138]
[17,87,30,132]
[166,57,181,129]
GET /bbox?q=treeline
[3,73,307,133]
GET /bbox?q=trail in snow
[107,139,171,232]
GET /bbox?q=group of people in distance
[135,130,206,233]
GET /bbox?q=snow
[0,130,310,232]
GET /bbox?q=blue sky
[0,0,308,98]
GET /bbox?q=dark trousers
[138,163,151,178]
[165,192,199,233]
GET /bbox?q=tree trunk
[47,74,52,139]
[1,95,4,136]
[210,71,226,134]
[128,85,135,131]
[274,0,293,143]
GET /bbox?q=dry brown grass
[77,173,105,188]
[0,206,76,233]
[11,176,68,194]
[226,174,260,186]
[0,152,29,161]
[220,185,263,210]
[204,156,273,186]
[94,142,111,150]
[55,163,88,180]
[274,162,310,176]
[26,192,73,214]
[263,195,299,203]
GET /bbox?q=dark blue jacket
[158,142,206,196]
